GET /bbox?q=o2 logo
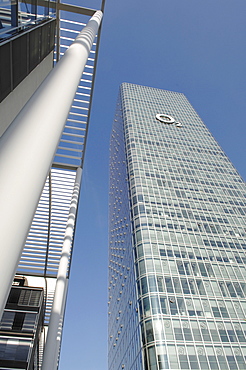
[156,114,182,127]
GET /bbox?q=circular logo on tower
[156,114,182,127]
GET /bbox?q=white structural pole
[0,10,102,318]
[42,167,82,370]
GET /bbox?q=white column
[42,167,82,370]
[0,11,102,318]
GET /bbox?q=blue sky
[59,1,246,369]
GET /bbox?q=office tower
[108,83,246,370]
[0,0,104,368]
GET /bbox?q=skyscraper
[0,0,104,368]
[108,83,246,370]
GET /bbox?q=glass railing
[0,0,56,41]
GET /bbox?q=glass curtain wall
[108,83,246,370]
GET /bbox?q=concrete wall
[0,52,53,137]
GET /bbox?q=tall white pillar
[0,11,102,318]
[42,167,82,370]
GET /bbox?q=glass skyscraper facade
[108,83,246,370]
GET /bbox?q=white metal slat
[17,169,76,278]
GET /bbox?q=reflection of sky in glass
[0,0,54,39]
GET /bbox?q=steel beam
[0,10,102,319]
[41,168,82,370]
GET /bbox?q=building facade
[0,277,44,370]
[108,83,246,370]
[0,1,104,368]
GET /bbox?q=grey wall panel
[0,43,11,101]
